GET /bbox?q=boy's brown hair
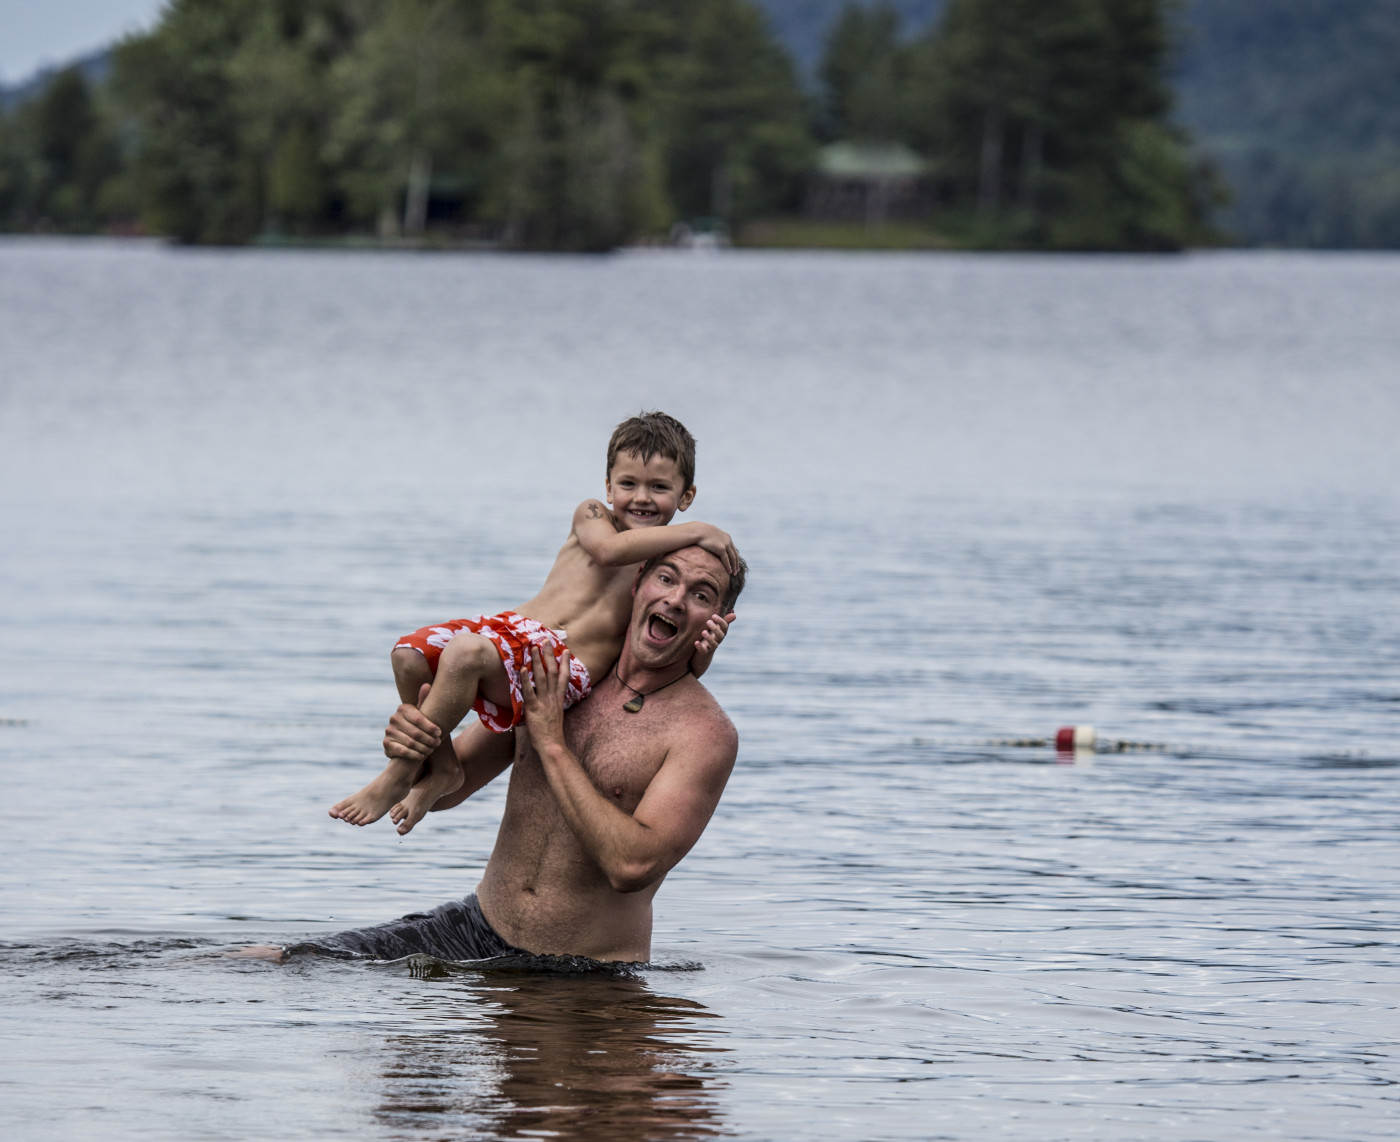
[606,411,697,489]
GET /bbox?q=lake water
[1,239,1398,1140]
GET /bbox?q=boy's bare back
[512,502,645,683]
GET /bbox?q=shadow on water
[370,958,729,1141]
[0,937,729,1141]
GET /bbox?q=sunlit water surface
[2,240,1398,1140]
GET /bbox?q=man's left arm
[521,647,737,893]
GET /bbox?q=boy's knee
[391,646,429,679]
[439,633,496,679]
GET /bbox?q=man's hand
[520,646,571,755]
[693,524,739,577]
[382,682,443,764]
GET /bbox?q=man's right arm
[383,704,513,811]
[520,647,738,893]
[571,500,738,574]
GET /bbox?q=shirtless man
[292,544,744,964]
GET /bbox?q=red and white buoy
[1055,725,1096,752]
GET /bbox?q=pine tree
[909,0,1210,248]
[819,2,906,142]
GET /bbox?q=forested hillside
[758,0,944,73]
[754,0,1400,246]
[0,0,811,248]
[0,0,1207,250]
[3,0,1397,246]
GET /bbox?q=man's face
[628,547,730,669]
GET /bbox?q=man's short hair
[642,548,748,614]
[607,411,697,489]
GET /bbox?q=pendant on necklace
[623,694,645,714]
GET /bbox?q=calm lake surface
[2,239,1398,1140]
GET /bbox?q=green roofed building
[806,142,935,224]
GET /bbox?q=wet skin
[329,450,736,835]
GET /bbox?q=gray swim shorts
[286,894,522,962]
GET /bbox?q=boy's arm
[572,500,738,574]
[689,611,736,679]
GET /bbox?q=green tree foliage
[905,0,1213,249]
[0,0,1228,249]
[0,66,125,231]
[765,0,1400,248]
[654,0,814,223]
[757,0,945,76]
[327,0,506,236]
[478,0,674,250]
[91,0,810,247]
[110,0,269,242]
[818,2,907,142]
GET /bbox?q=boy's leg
[388,633,513,835]
[392,720,516,824]
[392,647,433,705]
[329,634,510,828]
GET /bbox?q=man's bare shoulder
[671,679,738,756]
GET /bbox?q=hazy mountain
[0,50,110,112]
[1172,0,1400,245]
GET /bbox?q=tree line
[0,0,1215,250]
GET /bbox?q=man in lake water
[286,545,744,964]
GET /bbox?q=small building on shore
[805,142,934,225]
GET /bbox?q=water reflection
[376,963,728,1140]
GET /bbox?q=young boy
[329,411,738,835]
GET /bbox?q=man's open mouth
[647,613,679,642]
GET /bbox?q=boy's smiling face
[606,450,696,531]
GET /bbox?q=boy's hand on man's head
[694,524,739,576]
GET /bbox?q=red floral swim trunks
[394,612,592,733]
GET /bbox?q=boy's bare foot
[329,761,416,826]
[389,759,464,836]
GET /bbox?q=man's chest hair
[567,701,669,801]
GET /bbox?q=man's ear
[677,485,696,512]
[631,565,647,596]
